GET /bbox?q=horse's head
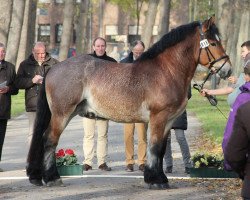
[198,16,232,79]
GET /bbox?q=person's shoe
[138,164,145,172]
[99,163,111,171]
[185,167,191,174]
[165,166,172,173]
[83,164,92,171]
[125,164,134,172]
[0,168,3,172]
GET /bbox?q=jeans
[164,129,192,168]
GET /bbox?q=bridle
[193,22,230,107]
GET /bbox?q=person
[223,62,250,170]
[82,37,117,171]
[224,64,250,200]
[120,40,148,172]
[0,42,18,172]
[15,42,58,145]
[202,40,250,107]
[164,86,192,174]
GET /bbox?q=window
[105,25,118,35]
[39,8,48,16]
[55,24,63,43]
[38,24,50,43]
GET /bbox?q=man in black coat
[0,42,18,171]
[15,42,58,145]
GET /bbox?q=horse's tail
[26,77,51,181]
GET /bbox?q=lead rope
[193,79,228,120]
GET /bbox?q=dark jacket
[171,85,192,130]
[120,52,134,63]
[15,53,58,112]
[0,61,18,119]
[90,51,117,63]
[224,101,250,198]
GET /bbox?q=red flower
[65,149,74,156]
[56,149,65,158]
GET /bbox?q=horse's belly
[86,100,150,123]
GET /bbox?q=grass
[187,88,230,145]
[11,90,25,117]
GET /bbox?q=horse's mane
[137,20,220,62]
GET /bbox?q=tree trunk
[15,0,37,70]
[0,0,12,46]
[25,0,37,58]
[76,0,90,54]
[5,0,25,65]
[157,0,171,40]
[49,0,56,50]
[141,0,160,49]
[16,0,30,68]
[59,0,76,61]
[234,0,250,75]
[217,0,231,49]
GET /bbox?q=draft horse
[27,16,232,188]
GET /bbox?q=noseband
[193,23,230,106]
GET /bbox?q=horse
[27,16,232,189]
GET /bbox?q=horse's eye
[210,43,217,46]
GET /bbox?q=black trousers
[0,119,7,161]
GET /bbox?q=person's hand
[0,86,9,94]
[32,75,43,84]
[228,76,237,84]
[200,88,209,97]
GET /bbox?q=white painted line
[0,175,237,180]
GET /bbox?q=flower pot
[190,167,238,178]
[57,164,83,176]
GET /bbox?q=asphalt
[0,112,205,199]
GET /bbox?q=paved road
[0,112,221,199]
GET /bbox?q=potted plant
[190,152,238,178]
[56,149,83,176]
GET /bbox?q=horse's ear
[202,15,215,32]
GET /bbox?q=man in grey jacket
[15,42,58,145]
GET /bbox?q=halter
[193,22,230,107]
[197,22,229,70]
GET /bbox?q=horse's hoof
[29,179,43,186]
[46,178,64,187]
[146,183,170,190]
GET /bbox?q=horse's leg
[144,112,171,189]
[42,114,69,186]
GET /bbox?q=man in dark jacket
[82,37,116,172]
[0,42,18,171]
[164,86,192,174]
[120,40,148,172]
[15,42,58,145]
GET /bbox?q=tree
[16,0,37,69]
[49,0,56,50]
[0,0,12,46]
[76,0,90,54]
[157,0,171,39]
[141,0,160,48]
[5,0,25,66]
[59,0,76,61]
